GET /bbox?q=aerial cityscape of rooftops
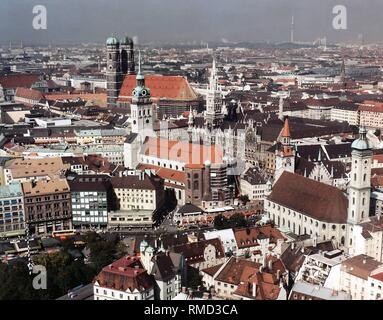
[2,1,383,302]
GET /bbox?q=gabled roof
[15,87,45,102]
[141,137,223,165]
[0,74,41,89]
[171,238,225,264]
[151,252,177,281]
[268,172,348,224]
[233,225,285,249]
[111,173,163,191]
[94,256,153,292]
[178,203,204,214]
[342,255,382,280]
[119,75,199,101]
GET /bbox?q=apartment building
[22,178,72,235]
[68,174,112,229]
[0,183,25,238]
[109,172,165,229]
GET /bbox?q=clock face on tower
[286,158,291,164]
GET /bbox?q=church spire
[136,50,145,88]
[340,56,346,88]
[279,96,284,121]
[188,106,194,127]
[281,117,291,138]
[205,55,224,129]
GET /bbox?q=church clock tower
[130,52,154,136]
[274,117,295,183]
[346,127,372,248]
[106,37,123,108]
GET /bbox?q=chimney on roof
[252,282,257,298]
[363,257,367,264]
[268,259,273,271]
[277,269,281,279]
[291,242,295,250]
[262,255,267,268]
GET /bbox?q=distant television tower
[290,15,295,43]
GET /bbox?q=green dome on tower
[120,36,133,45]
[106,37,119,45]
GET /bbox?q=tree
[238,195,250,206]
[214,213,248,230]
[0,261,43,300]
[229,213,248,228]
[33,250,95,299]
[214,214,229,230]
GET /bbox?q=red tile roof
[94,256,153,292]
[359,101,383,113]
[137,164,186,184]
[233,225,285,249]
[15,87,45,102]
[371,272,383,282]
[142,137,223,165]
[0,74,40,89]
[172,238,225,265]
[118,75,199,101]
[268,171,348,224]
[342,255,382,280]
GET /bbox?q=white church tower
[205,57,224,129]
[130,51,155,136]
[274,117,295,183]
[124,52,155,169]
[346,127,372,249]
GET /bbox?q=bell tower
[205,57,224,129]
[346,127,372,249]
[274,117,295,183]
[130,52,154,136]
[120,36,135,76]
[106,37,122,108]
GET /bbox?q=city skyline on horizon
[1,0,383,45]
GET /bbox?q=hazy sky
[1,0,383,45]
